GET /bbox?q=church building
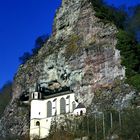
[29,83,86,139]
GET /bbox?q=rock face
[0,0,127,137]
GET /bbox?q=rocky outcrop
[0,0,129,137]
[0,99,29,137]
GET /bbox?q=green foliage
[65,35,79,60]
[1,109,140,140]
[2,135,30,140]
[47,109,140,140]
[120,109,140,140]
[90,0,140,91]
[32,35,49,55]
[19,35,49,64]
[19,52,32,64]
[0,81,12,117]
[128,74,140,91]
[90,0,126,28]
[116,30,140,90]
[127,5,140,34]
[116,30,138,74]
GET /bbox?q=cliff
[0,0,135,138]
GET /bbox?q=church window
[38,92,41,99]
[36,121,40,126]
[72,101,76,111]
[47,101,52,117]
[80,110,83,116]
[66,95,70,99]
[66,96,70,105]
[60,98,66,114]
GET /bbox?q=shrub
[19,35,49,64]
[90,0,126,28]
[0,81,12,117]
[90,0,140,91]
[127,74,140,91]
[19,52,32,64]
[120,109,140,140]
[65,35,79,59]
[32,35,49,55]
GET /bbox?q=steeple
[31,83,42,100]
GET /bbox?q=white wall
[30,118,52,139]
[73,108,86,116]
[31,100,47,119]
[30,92,77,139]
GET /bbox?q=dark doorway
[80,110,83,116]
[36,121,40,126]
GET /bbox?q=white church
[29,83,86,139]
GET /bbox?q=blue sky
[0,0,61,88]
[0,0,140,88]
[105,0,140,7]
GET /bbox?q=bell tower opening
[31,83,42,100]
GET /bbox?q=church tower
[31,83,42,100]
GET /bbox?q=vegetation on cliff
[43,109,140,140]
[116,30,140,90]
[0,81,12,117]
[19,35,49,64]
[0,0,140,139]
[90,0,140,91]
[90,0,126,28]
[19,0,140,91]
[3,108,139,140]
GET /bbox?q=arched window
[36,121,40,126]
[60,98,66,114]
[38,92,40,99]
[32,93,34,99]
[47,101,52,117]
[80,110,83,116]
[72,101,76,111]
[38,92,42,99]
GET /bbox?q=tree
[19,34,49,64]
[0,81,12,116]
[120,109,140,140]
[32,35,49,55]
[90,0,126,28]
[128,74,140,91]
[19,52,32,64]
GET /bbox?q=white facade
[73,108,86,116]
[30,91,78,139]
